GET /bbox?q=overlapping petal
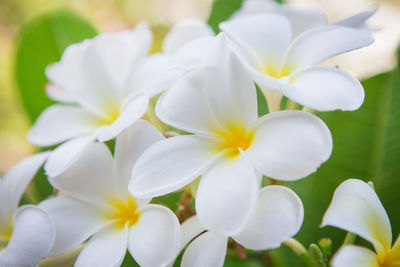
[95,92,149,142]
[233,186,304,250]
[49,143,117,205]
[231,0,326,38]
[246,110,332,180]
[0,152,49,216]
[321,179,392,258]
[79,26,151,99]
[162,19,214,54]
[331,245,379,267]
[45,84,76,103]
[40,196,108,256]
[128,205,180,267]
[27,105,99,146]
[156,70,221,135]
[334,7,377,30]
[45,40,90,100]
[74,225,128,267]
[179,216,206,251]
[129,135,223,198]
[126,54,182,97]
[283,66,365,111]
[283,25,374,72]
[205,34,258,128]
[50,25,152,119]
[0,206,54,267]
[181,231,228,267]
[196,152,259,236]
[114,120,164,191]
[170,37,215,70]
[44,134,95,177]
[220,14,292,70]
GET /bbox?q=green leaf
[207,0,243,33]
[15,10,97,123]
[285,50,400,248]
[152,191,184,212]
[121,252,140,267]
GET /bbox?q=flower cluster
[1,1,393,267]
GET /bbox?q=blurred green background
[1,0,400,266]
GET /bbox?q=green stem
[262,89,283,113]
[343,232,357,245]
[284,238,316,267]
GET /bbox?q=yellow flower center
[381,250,400,267]
[215,125,254,158]
[105,195,140,230]
[94,106,121,126]
[262,64,292,81]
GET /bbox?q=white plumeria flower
[322,179,400,267]
[169,3,375,75]
[129,34,332,236]
[39,121,181,267]
[27,23,181,177]
[0,152,55,267]
[178,186,303,267]
[219,13,374,112]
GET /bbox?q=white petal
[155,70,221,135]
[163,19,215,54]
[196,152,259,236]
[231,0,326,37]
[0,152,49,219]
[128,204,180,267]
[334,8,378,29]
[95,92,149,142]
[114,120,164,192]
[49,143,117,205]
[283,66,365,111]
[181,231,228,267]
[44,135,95,177]
[331,245,379,267]
[284,25,374,72]
[126,54,182,97]
[246,110,332,180]
[273,5,326,38]
[27,105,99,147]
[45,41,90,99]
[45,83,76,103]
[244,64,286,94]
[170,37,214,70]
[74,26,152,116]
[220,14,292,71]
[129,135,222,198]
[233,186,304,250]
[321,179,392,257]
[230,0,277,18]
[179,216,205,252]
[205,34,258,128]
[75,225,128,267]
[89,25,152,88]
[40,196,108,256]
[0,206,54,267]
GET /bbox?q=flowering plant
[2,0,400,266]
